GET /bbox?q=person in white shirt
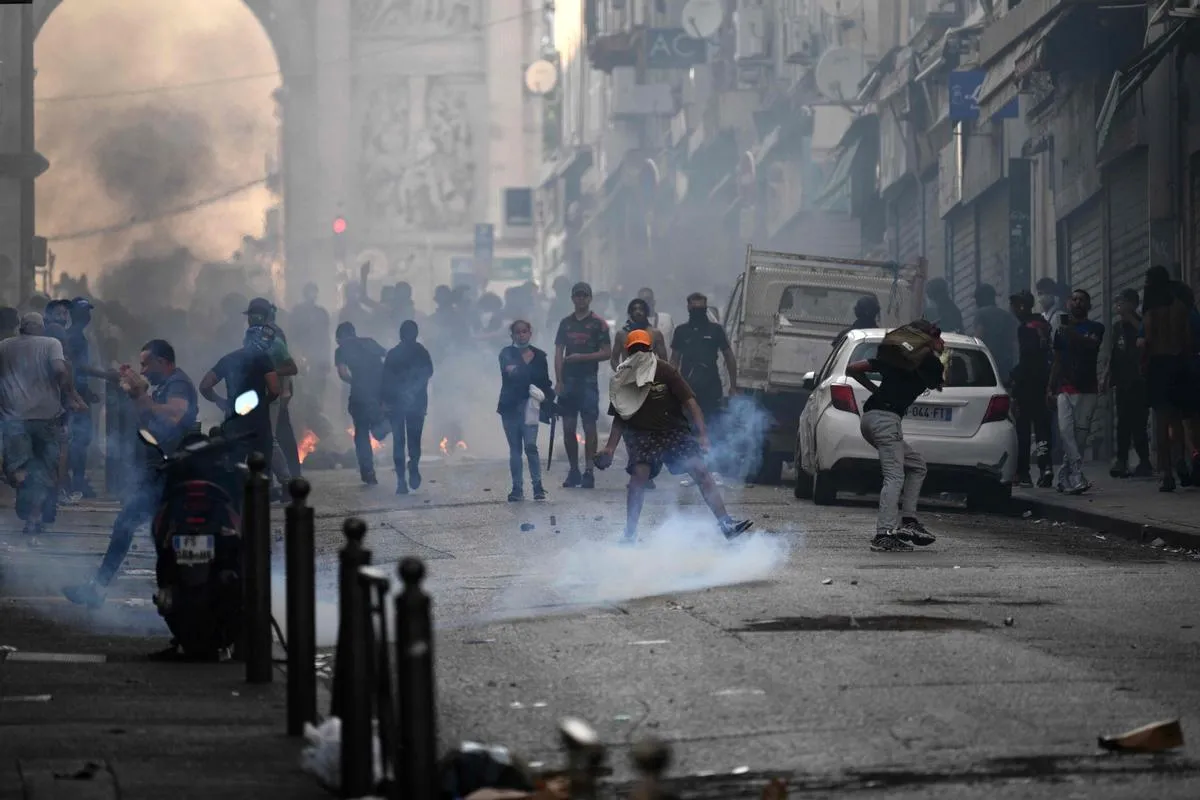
[637,287,674,356]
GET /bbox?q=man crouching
[595,329,752,544]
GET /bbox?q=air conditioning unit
[736,6,770,61]
[784,18,815,64]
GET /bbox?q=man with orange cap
[596,328,752,544]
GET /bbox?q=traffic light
[332,216,347,262]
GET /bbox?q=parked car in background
[794,329,1017,510]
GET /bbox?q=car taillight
[830,384,859,415]
[983,394,1011,423]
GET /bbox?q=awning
[976,8,1072,120]
[814,138,862,210]
[1096,21,1191,150]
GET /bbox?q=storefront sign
[644,28,707,69]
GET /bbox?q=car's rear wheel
[793,468,813,499]
[812,470,838,505]
[966,481,1012,512]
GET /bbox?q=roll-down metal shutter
[1106,152,1149,301]
[923,179,944,281]
[1190,153,1200,283]
[976,185,1010,300]
[1065,199,1107,458]
[949,208,977,331]
[895,179,922,265]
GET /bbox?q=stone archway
[0,0,332,303]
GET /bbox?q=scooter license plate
[173,535,215,565]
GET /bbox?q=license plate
[909,405,953,422]
[173,535,214,565]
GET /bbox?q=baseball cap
[625,329,653,351]
[571,282,592,297]
[244,297,274,316]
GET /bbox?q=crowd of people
[925,265,1200,495]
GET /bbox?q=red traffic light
[332,217,347,235]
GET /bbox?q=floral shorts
[623,426,702,479]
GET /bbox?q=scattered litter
[549,516,557,526]
[1004,617,1014,627]
[231,691,240,697]
[1093,534,1106,541]
[528,761,544,770]
[1022,510,1033,518]
[1034,519,1045,525]
[509,701,524,709]
[464,638,496,645]
[1150,537,1167,547]
[118,598,151,607]
[519,523,535,532]
[1098,719,1184,753]
[593,516,604,521]
[300,717,387,789]
[731,766,750,775]
[821,578,833,585]
[532,701,548,708]
[0,645,16,654]
[614,714,632,722]
[850,580,858,586]
[629,640,669,646]
[1051,522,1064,528]
[483,488,491,492]
[953,566,961,570]
[1,694,51,702]
[122,568,155,577]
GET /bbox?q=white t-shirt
[0,334,65,421]
[650,311,674,354]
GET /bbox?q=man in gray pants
[847,321,946,552]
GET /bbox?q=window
[845,342,998,387]
[778,285,871,325]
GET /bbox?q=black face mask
[688,308,708,323]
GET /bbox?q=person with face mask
[671,293,738,481]
[497,320,553,501]
[199,325,281,465]
[65,339,198,608]
[611,298,668,370]
[382,320,434,495]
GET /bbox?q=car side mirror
[802,371,816,391]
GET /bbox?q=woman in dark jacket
[498,320,553,501]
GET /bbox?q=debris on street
[1098,719,1184,753]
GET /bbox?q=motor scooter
[138,390,261,661]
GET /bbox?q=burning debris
[298,430,320,464]
[347,427,385,453]
[439,438,469,456]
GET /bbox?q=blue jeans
[97,474,163,586]
[2,418,61,522]
[501,413,542,491]
[67,410,93,490]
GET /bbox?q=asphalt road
[4,453,1199,798]
[297,453,1200,798]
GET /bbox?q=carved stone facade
[351,0,477,34]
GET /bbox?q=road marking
[628,639,669,645]
[6,652,107,664]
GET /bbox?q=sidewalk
[1012,461,1200,550]
[0,493,328,800]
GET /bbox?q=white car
[793,329,1017,510]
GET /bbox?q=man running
[596,329,752,544]
[554,282,611,489]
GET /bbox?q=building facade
[0,0,547,307]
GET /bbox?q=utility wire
[44,176,268,241]
[36,7,540,105]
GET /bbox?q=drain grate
[731,615,991,633]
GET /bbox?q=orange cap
[625,329,653,351]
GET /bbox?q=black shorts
[623,426,702,479]
[557,377,600,423]
[1146,355,1193,412]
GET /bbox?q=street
[4,453,1198,798]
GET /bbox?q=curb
[1011,494,1200,551]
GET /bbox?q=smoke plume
[34,0,279,285]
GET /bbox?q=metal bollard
[559,718,606,800]
[358,565,396,789]
[336,518,374,799]
[285,478,317,736]
[630,737,676,800]
[243,452,273,684]
[394,557,438,800]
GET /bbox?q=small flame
[439,437,450,455]
[347,426,385,452]
[297,429,320,463]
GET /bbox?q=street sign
[491,256,534,281]
[644,28,707,69]
[948,70,1018,121]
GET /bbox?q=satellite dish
[818,0,863,18]
[524,59,559,95]
[681,0,723,39]
[814,46,869,102]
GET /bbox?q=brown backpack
[876,322,940,371]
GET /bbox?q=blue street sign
[949,70,1019,121]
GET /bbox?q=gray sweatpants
[860,409,927,533]
[1055,392,1097,490]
